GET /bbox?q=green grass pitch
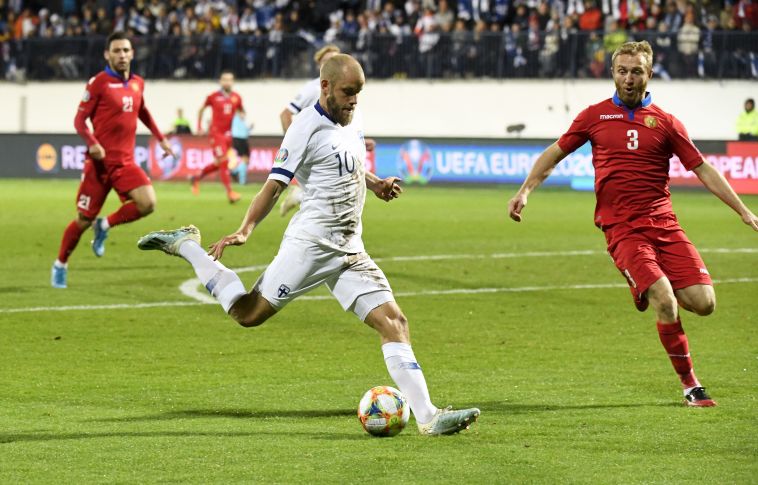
[0,179,756,483]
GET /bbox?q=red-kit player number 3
[627,129,638,150]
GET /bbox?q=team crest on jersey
[130,82,140,92]
[644,116,658,129]
[81,90,90,102]
[274,148,289,165]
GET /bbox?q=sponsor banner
[148,135,376,181]
[1,134,754,194]
[374,139,758,194]
[0,134,149,178]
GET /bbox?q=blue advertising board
[374,139,595,190]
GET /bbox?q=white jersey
[285,78,320,115]
[269,102,368,253]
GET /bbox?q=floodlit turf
[0,179,756,483]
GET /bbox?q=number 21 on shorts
[627,129,639,150]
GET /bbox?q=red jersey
[74,66,163,166]
[557,92,703,229]
[203,90,244,136]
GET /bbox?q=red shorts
[75,158,151,219]
[604,214,712,301]
[210,132,232,160]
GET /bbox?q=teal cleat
[51,262,67,288]
[137,225,201,256]
[91,217,109,257]
[417,406,480,436]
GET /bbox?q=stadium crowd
[1,0,756,80]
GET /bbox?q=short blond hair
[611,41,654,71]
[314,44,341,64]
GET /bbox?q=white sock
[99,218,110,230]
[54,259,67,268]
[178,240,246,313]
[382,342,437,424]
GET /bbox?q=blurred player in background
[508,41,758,407]
[230,111,251,185]
[193,70,245,203]
[51,31,173,289]
[277,44,341,216]
[138,54,480,435]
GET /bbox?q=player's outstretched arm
[207,180,287,260]
[508,142,568,222]
[196,106,207,135]
[365,172,402,202]
[693,161,758,231]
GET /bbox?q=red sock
[657,320,700,389]
[57,220,85,263]
[106,202,143,227]
[219,160,232,193]
[198,163,219,179]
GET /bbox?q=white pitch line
[178,247,758,303]
[1,278,756,315]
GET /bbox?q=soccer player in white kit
[277,45,341,217]
[138,54,480,435]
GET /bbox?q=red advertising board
[670,141,758,194]
[148,135,376,182]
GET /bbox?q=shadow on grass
[462,401,681,414]
[0,429,367,444]
[86,408,356,423]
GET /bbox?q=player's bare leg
[192,157,240,203]
[52,213,94,288]
[364,301,480,435]
[675,284,716,316]
[228,291,278,327]
[647,277,716,407]
[92,185,156,258]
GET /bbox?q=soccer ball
[358,385,410,437]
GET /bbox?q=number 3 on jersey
[626,129,639,150]
[122,96,134,112]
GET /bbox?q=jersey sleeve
[74,77,101,147]
[268,118,310,185]
[668,114,703,171]
[557,107,591,154]
[286,81,318,114]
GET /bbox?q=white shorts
[254,236,394,321]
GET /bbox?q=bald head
[320,54,365,86]
[319,54,365,126]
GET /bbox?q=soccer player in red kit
[193,70,245,203]
[508,41,758,407]
[51,31,174,289]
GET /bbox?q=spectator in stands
[699,14,720,77]
[603,19,628,67]
[662,0,684,32]
[435,0,454,31]
[579,0,604,31]
[736,98,758,140]
[677,11,700,77]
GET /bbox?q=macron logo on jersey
[599,114,624,120]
